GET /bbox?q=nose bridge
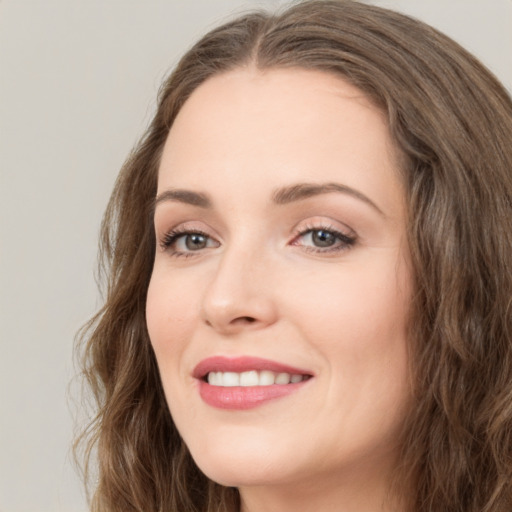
[201,234,277,333]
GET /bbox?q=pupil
[186,234,207,250]
[312,230,335,247]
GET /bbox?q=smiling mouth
[206,370,310,387]
[194,356,313,409]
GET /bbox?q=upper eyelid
[161,225,218,243]
[292,226,356,245]
[292,216,356,237]
[158,220,218,236]
[296,226,354,238]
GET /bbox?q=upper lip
[193,356,313,379]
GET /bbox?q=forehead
[158,67,403,215]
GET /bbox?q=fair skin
[146,67,412,512]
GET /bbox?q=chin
[195,458,296,489]
[184,429,303,487]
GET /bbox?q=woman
[75,1,512,511]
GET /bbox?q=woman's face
[147,68,412,495]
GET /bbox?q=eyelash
[160,227,215,258]
[159,224,356,258]
[291,223,356,254]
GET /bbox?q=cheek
[291,259,410,347]
[288,255,412,410]
[145,268,197,367]
[145,270,203,433]
[146,268,211,442]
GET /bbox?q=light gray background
[1,1,510,511]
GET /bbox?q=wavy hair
[75,1,512,510]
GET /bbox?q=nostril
[237,316,256,324]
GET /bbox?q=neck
[238,461,405,512]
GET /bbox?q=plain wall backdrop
[1,1,510,511]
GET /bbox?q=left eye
[294,228,356,251]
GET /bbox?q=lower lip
[198,380,309,410]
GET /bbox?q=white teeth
[259,370,276,386]
[223,372,240,387]
[275,372,291,385]
[207,371,223,385]
[240,370,259,386]
[206,370,306,387]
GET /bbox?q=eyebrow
[154,182,384,216]
[154,189,212,208]
[272,182,385,216]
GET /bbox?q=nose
[200,244,278,335]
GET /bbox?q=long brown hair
[75,1,512,510]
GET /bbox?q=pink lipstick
[193,356,313,410]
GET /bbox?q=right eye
[161,229,220,256]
